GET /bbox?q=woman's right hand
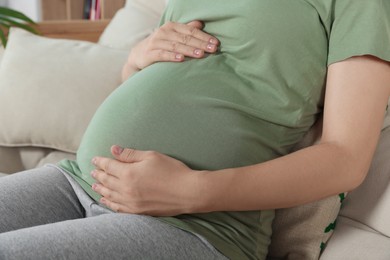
[122,20,219,81]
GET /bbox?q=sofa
[0,0,389,259]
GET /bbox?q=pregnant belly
[76,58,285,181]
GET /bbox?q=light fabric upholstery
[0,147,24,174]
[35,150,76,168]
[16,148,75,170]
[320,217,390,260]
[0,46,4,175]
[0,147,75,177]
[0,45,14,172]
[0,46,4,64]
[98,0,167,50]
[0,28,127,153]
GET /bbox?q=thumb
[111,145,143,163]
[186,20,204,29]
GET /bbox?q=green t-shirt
[60,0,390,259]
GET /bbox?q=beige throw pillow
[0,28,127,153]
[0,45,4,65]
[98,0,167,50]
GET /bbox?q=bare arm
[92,55,390,216]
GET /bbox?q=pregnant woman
[1,1,390,259]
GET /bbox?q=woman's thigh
[0,213,226,260]
[0,165,84,233]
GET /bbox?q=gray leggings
[0,166,227,260]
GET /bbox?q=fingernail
[92,157,97,165]
[175,54,183,60]
[194,49,202,56]
[113,145,123,155]
[207,44,215,51]
[92,183,98,190]
[91,170,97,178]
[209,38,218,44]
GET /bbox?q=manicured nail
[194,49,202,56]
[209,38,218,44]
[92,183,98,190]
[207,44,215,51]
[175,54,183,60]
[91,157,97,165]
[91,170,97,178]
[113,145,124,155]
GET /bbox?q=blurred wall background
[0,0,41,21]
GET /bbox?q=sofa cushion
[320,217,390,260]
[0,28,127,153]
[35,150,76,168]
[0,146,24,174]
[0,45,4,64]
[98,0,167,50]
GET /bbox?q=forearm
[195,141,374,213]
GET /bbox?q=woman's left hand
[91,145,204,216]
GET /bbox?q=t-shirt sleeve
[327,0,390,66]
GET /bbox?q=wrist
[191,170,209,213]
[186,168,235,214]
[121,60,140,82]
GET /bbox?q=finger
[150,49,185,62]
[91,169,119,187]
[186,20,204,29]
[165,30,218,54]
[111,145,146,164]
[157,40,206,59]
[100,197,129,213]
[92,183,121,202]
[137,51,184,70]
[172,22,219,46]
[92,157,124,178]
